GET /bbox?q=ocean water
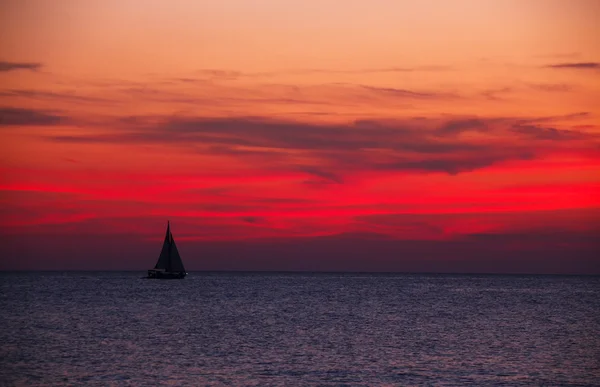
[0,272,599,386]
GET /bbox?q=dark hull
[146,270,186,279]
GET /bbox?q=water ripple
[1,272,599,386]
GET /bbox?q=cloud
[480,87,513,101]
[435,116,595,141]
[49,117,412,151]
[372,153,535,175]
[545,62,600,70]
[0,89,113,104]
[241,216,264,224]
[47,113,598,175]
[26,78,457,112]
[520,112,591,124]
[0,107,64,126]
[289,66,452,76]
[195,69,244,80]
[436,118,489,135]
[528,83,573,93]
[359,85,457,100]
[297,166,344,184]
[191,66,452,80]
[0,61,42,72]
[510,124,591,141]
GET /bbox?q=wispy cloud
[527,83,573,93]
[0,107,64,126]
[510,125,590,141]
[288,66,452,75]
[241,216,265,224]
[359,85,457,100]
[297,166,344,184]
[519,112,591,124]
[370,153,535,175]
[190,65,452,81]
[46,112,598,176]
[0,61,42,72]
[436,118,489,135]
[545,62,600,70]
[0,89,114,104]
[195,69,245,80]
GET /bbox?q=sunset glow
[1,0,599,272]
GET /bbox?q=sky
[1,0,599,273]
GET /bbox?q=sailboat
[146,221,187,279]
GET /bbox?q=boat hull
[146,270,186,279]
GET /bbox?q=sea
[0,272,599,386]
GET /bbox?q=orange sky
[1,0,599,272]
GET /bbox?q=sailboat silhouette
[146,221,187,279]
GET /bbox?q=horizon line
[1,269,598,276]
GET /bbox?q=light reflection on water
[1,272,599,386]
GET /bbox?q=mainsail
[154,221,186,273]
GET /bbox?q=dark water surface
[1,272,599,386]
